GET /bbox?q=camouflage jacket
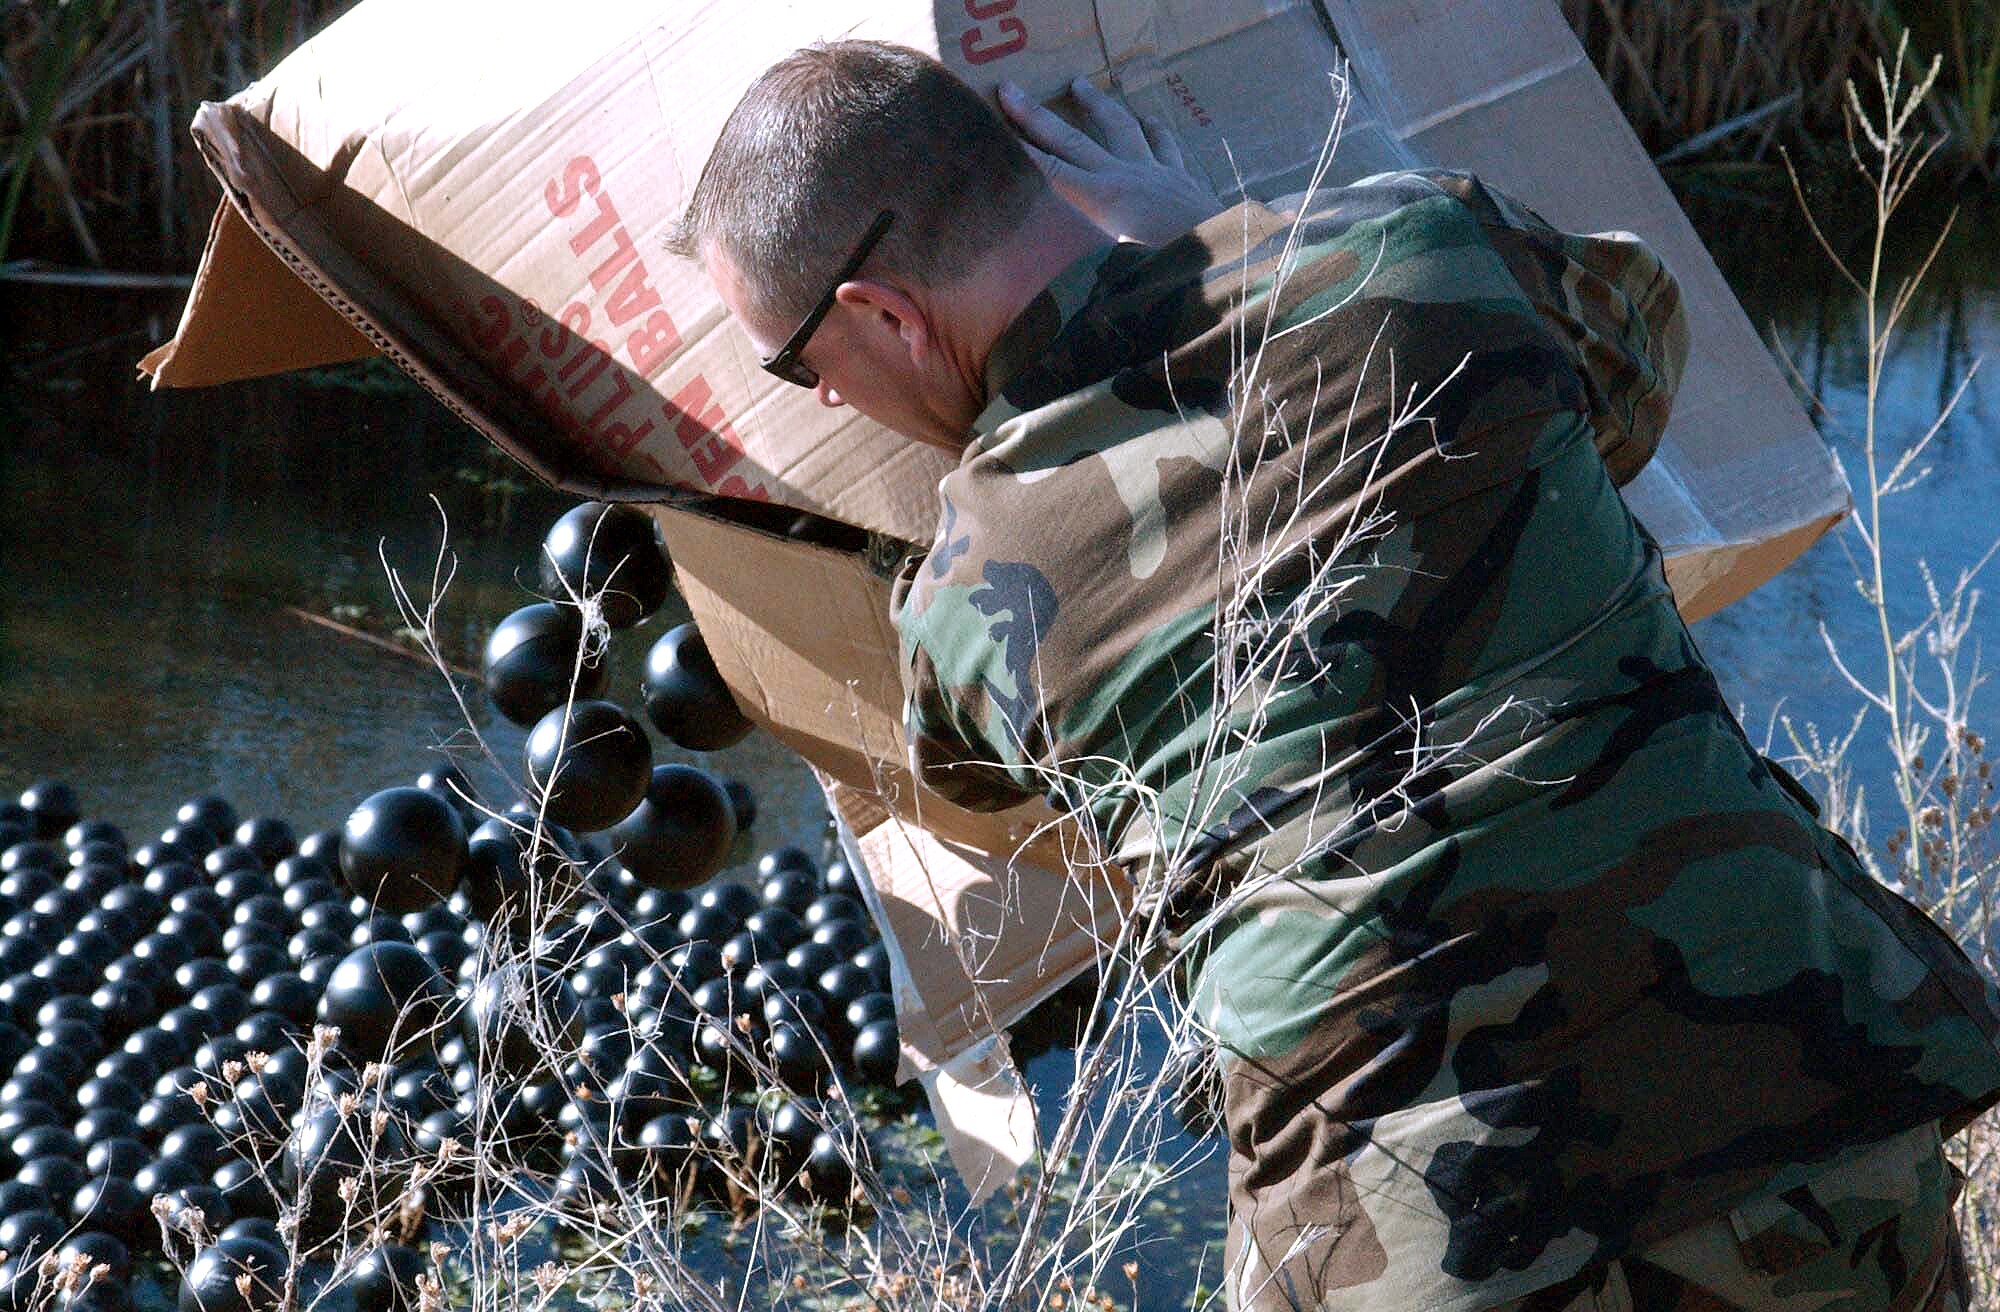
[892,172,2000,1309]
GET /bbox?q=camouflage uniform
[890,171,2000,1310]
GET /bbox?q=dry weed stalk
[1772,33,2000,1307]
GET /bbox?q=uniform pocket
[1725,1121,1941,1278]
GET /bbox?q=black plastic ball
[766,1022,828,1095]
[69,1175,146,1248]
[178,1235,287,1312]
[0,1208,63,1261]
[801,1129,859,1203]
[851,1018,900,1085]
[211,1159,276,1223]
[232,820,295,869]
[19,783,79,840]
[176,798,238,844]
[523,700,653,834]
[339,788,465,915]
[606,766,735,891]
[482,603,608,727]
[348,1244,427,1312]
[641,623,754,751]
[720,778,757,830]
[463,962,581,1079]
[539,502,671,630]
[203,844,262,878]
[316,943,451,1063]
[637,1112,696,1186]
[756,846,816,881]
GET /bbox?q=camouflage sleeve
[893,553,1044,814]
[1424,172,1689,486]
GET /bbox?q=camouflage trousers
[1481,1122,1970,1312]
[1217,1112,1968,1312]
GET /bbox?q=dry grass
[0,0,354,266]
[1770,38,2000,1305]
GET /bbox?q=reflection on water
[0,292,826,847]
[1684,181,2000,847]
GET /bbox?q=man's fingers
[1068,75,1151,160]
[1015,139,1094,199]
[1140,111,1187,171]
[999,81,1111,168]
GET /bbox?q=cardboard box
[141,0,1851,1182]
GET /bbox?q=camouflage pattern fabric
[1481,1121,1969,1312]
[890,171,2000,1311]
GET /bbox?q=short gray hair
[666,41,1048,321]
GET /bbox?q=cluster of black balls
[0,773,899,1312]
[479,502,756,891]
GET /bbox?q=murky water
[1,177,1994,1307]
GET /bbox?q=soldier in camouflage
[675,40,2000,1311]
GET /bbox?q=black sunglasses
[759,208,896,389]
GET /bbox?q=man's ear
[834,279,933,367]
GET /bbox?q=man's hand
[999,76,1224,246]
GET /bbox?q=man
[670,40,2000,1311]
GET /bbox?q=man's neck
[934,195,1113,409]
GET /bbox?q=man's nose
[816,381,845,409]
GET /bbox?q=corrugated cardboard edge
[1668,511,1843,623]
[163,100,671,506]
[139,199,376,386]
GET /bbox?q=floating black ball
[641,623,753,751]
[211,1159,276,1222]
[720,778,757,830]
[482,603,607,728]
[698,1105,759,1193]
[141,862,202,899]
[316,943,450,1063]
[766,1022,828,1095]
[812,919,873,959]
[763,1099,819,1180]
[349,1244,427,1312]
[817,962,876,1018]
[69,1175,146,1248]
[73,1110,142,1153]
[204,845,262,878]
[0,1208,63,1262]
[539,502,671,630]
[783,941,840,982]
[157,824,218,859]
[283,1106,411,1249]
[294,829,341,867]
[232,820,295,869]
[132,839,197,874]
[63,821,125,855]
[804,893,864,930]
[157,1183,233,1242]
[18,783,79,841]
[17,1156,86,1207]
[851,1018,900,1086]
[1,842,59,876]
[758,867,817,917]
[677,902,739,945]
[250,974,316,1029]
[801,1128,859,1203]
[178,1235,287,1312]
[176,798,239,845]
[606,766,735,891]
[340,788,465,915]
[83,1136,148,1180]
[637,1111,697,1186]
[464,962,581,1079]
[523,700,653,834]
[756,846,816,881]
